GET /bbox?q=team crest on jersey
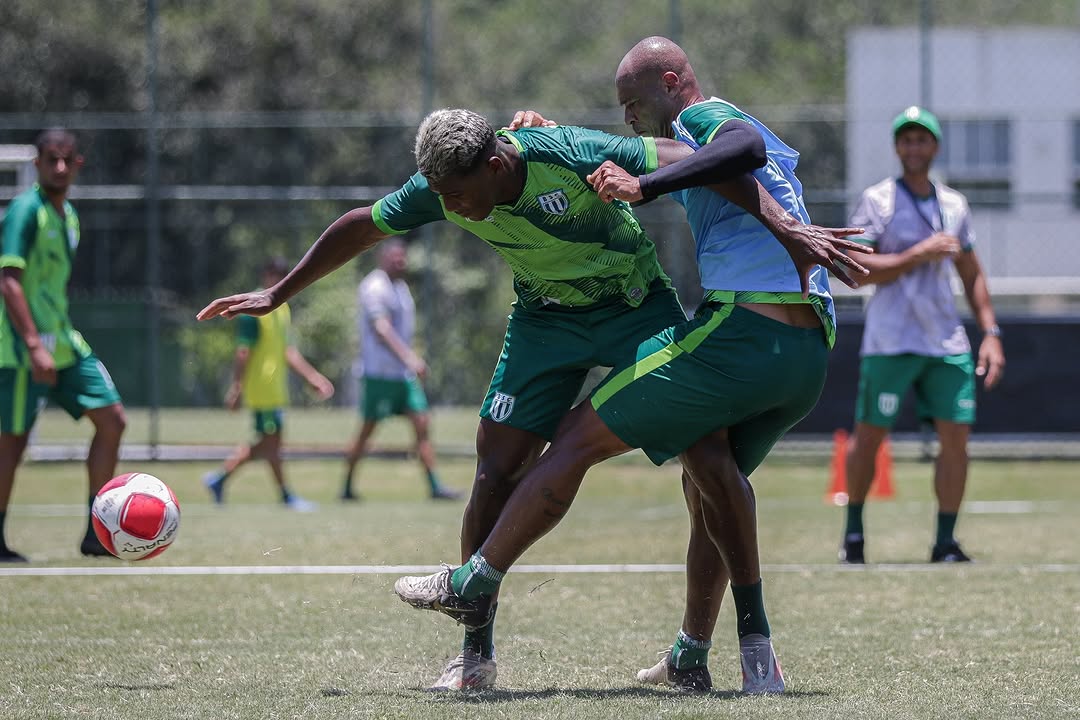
[877,392,899,417]
[537,190,569,216]
[489,392,516,422]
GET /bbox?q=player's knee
[92,404,127,438]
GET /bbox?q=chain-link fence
[1,1,1077,433]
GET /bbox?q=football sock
[845,503,865,538]
[281,488,293,503]
[463,602,497,659]
[451,553,504,600]
[425,470,441,493]
[732,580,771,639]
[342,468,354,495]
[670,629,711,670]
[0,509,8,548]
[935,511,958,547]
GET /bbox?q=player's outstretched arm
[197,207,389,320]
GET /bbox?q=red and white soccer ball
[91,472,181,561]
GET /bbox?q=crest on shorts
[537,190,569,216]
[489,392,515,422]
[877,392,899,417]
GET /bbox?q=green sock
[463,602,497,659]
[935,511,958,547]
[845,503,865,538]
[670,629,711,670]
[451,553,504,600]
[425,470,441,493]
[732,580,771,639]
[0,509,8,549]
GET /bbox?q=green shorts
[592,304,829,471]
[252,408,284,436]
[361,376,429,421]
[480,284,686,440]
[855,353,975,428]
[0,353,122,435]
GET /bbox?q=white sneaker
[284,495,319,512]
[636,647,673,686]
[393,565,494,629]
[636,646,712,692]
[740,633,785,694]
[429,650,497,690]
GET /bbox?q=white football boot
[740,633,785,694]
[429,650,497,691]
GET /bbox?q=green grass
[2,455,1079,719]
[31,406,484,449]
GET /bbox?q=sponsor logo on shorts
[958,398,975,410]
[877,392,899,417]
[489,392,515,422]
[537,190,569,216]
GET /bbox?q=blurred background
[1,0,1077,449]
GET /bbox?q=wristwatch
[984,324,1002,338]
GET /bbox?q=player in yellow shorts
[202,258,335,510]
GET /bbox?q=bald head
[617,36,694,85]
[616,36,702,138]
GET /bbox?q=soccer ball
[91,472,181,561]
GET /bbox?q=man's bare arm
[198,207,390,320]
[0,267,57,385]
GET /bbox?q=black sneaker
[839,535,865,564]
[0,547,29,563]
[669,663,712,692]
[80,533,115,558]
[931,541,972,563]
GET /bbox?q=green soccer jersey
[371,126,669,309]
[0,184,91,369]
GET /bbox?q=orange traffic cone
[827,429,895,505]
[827,429,849,506]
[869,437,895,499]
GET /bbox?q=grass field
[2,449,1078,719]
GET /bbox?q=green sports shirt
[371,126,670,309]
[0,184,91,369]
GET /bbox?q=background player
[0,129,126,560]
[202,258,335,511]
[839,106,1005,564]
[341,238,459,501]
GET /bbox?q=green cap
[892,105,941,141]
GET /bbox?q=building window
[939,119,1011,208]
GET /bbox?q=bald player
[395,37,869,694]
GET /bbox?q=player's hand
[407,356,429,381]
[311,375,335,401]
[224,382,242,411]
[587,161,642,203]
[505,110,558,131]
[197,290,277,320]
[916,233,962,262]
[28,344,58,386]
[773,223,872,297]
[976,335,1005,390]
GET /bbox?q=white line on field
[1,562,1078,577]
[9,499,1071,518]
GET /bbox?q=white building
[847,27,1080,299]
